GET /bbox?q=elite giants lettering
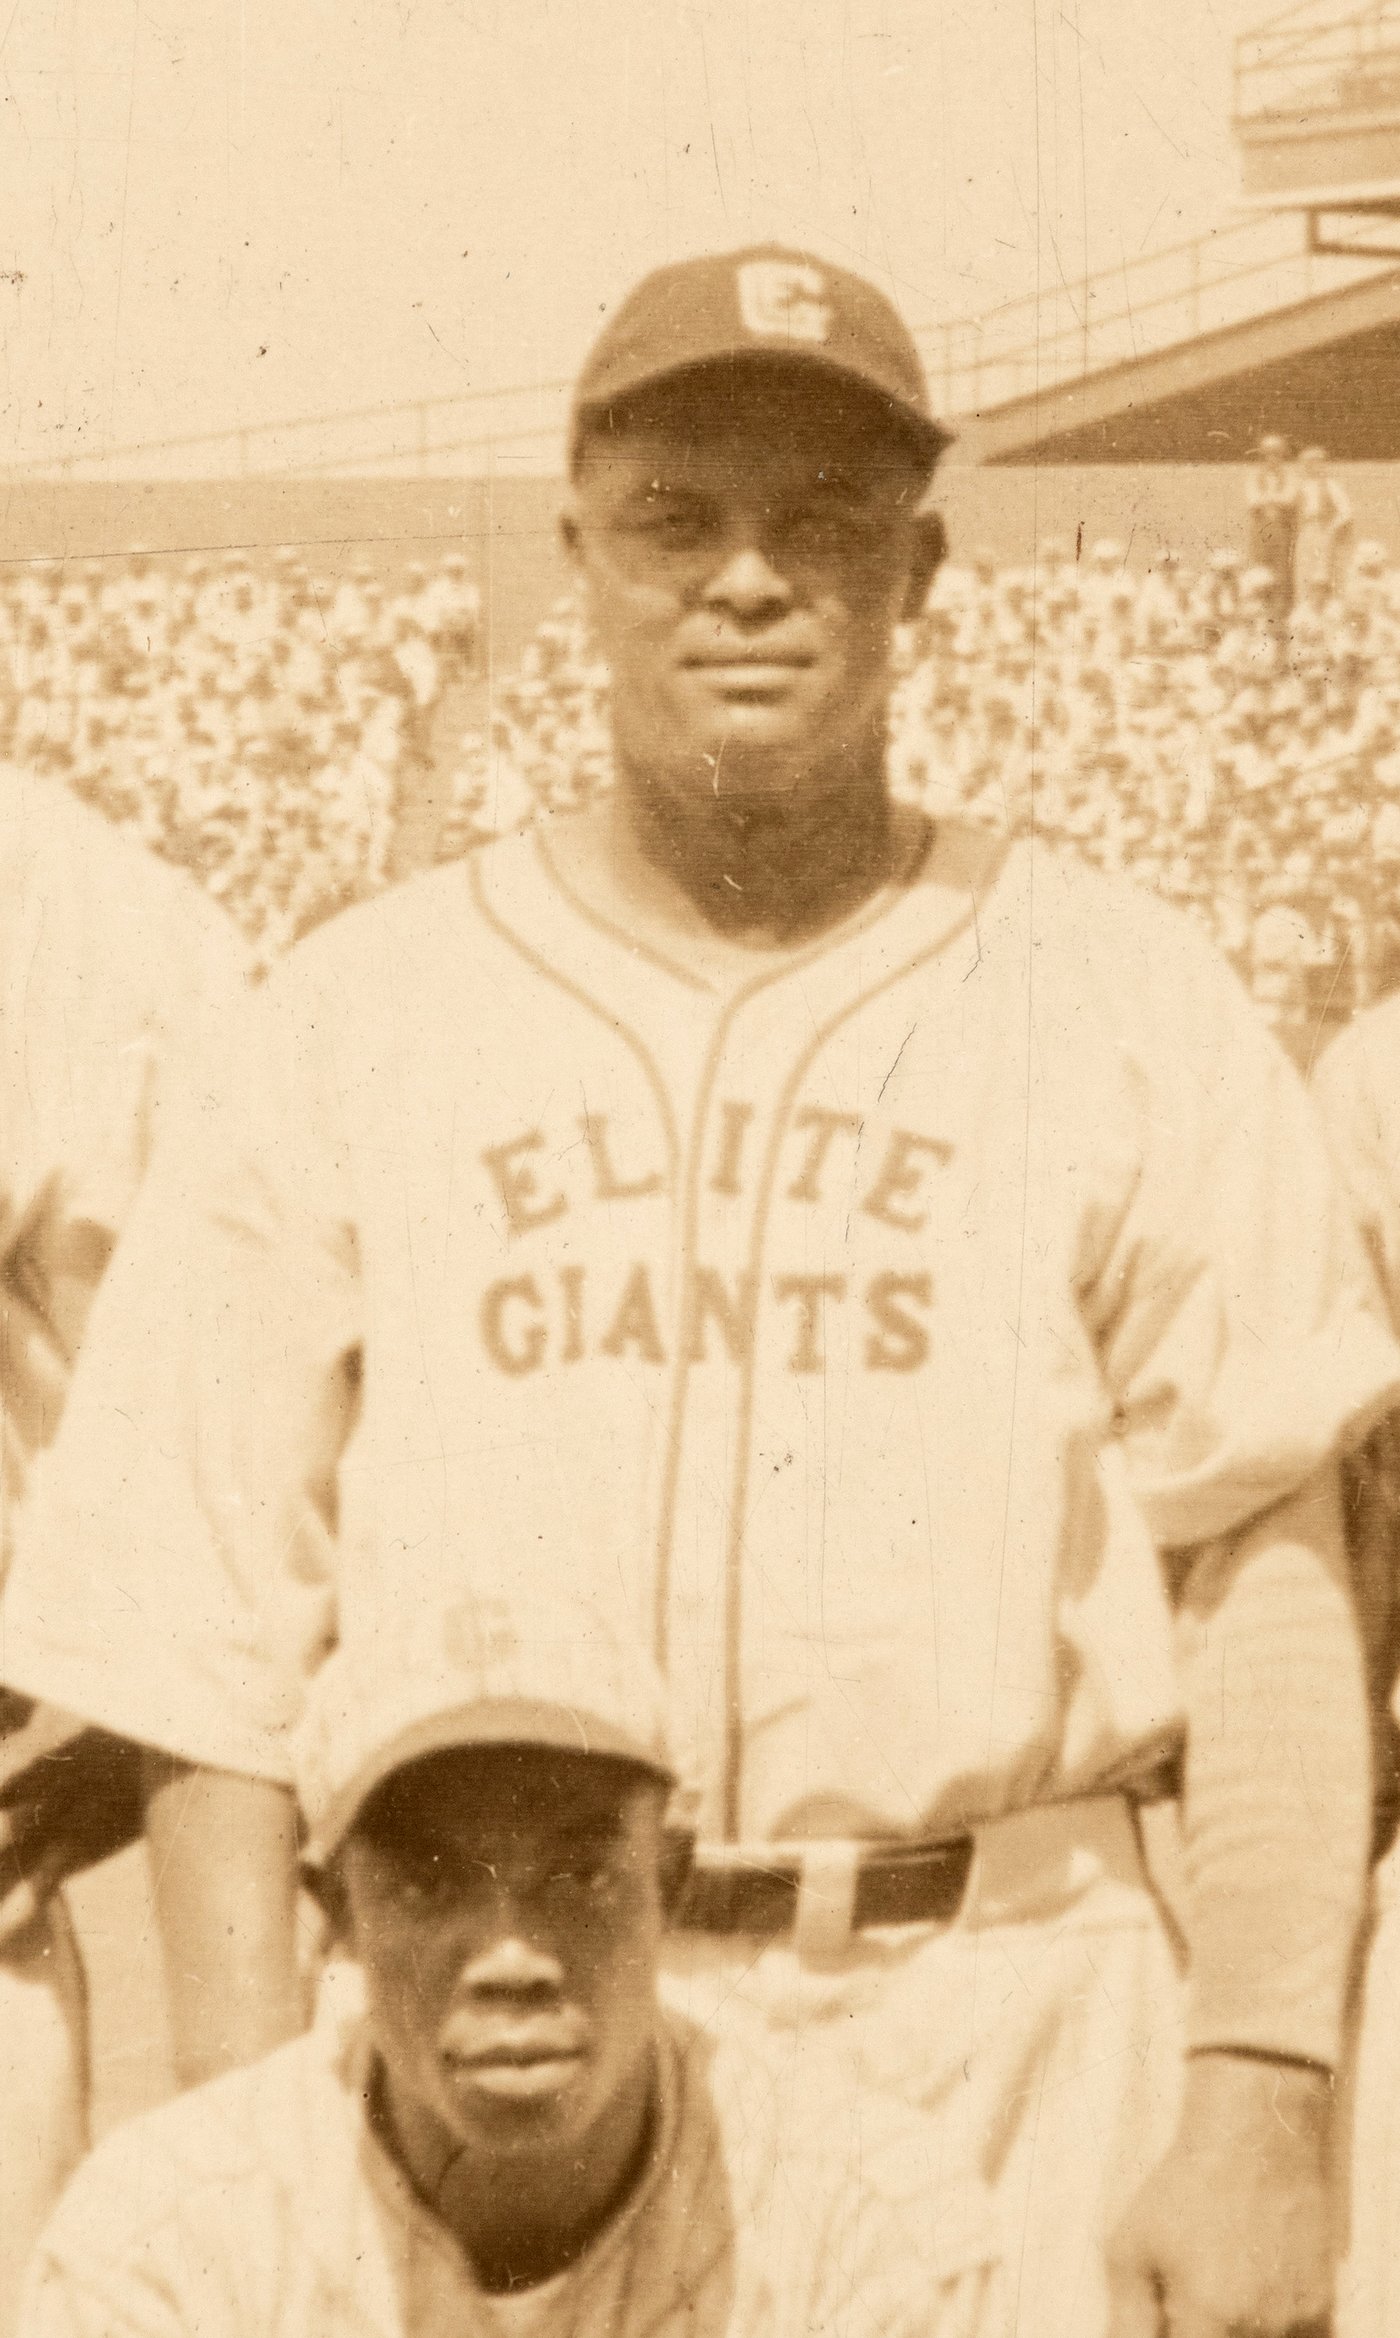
[478,1109,946,1376]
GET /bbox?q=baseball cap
[294,1588,676,1863]
[571,244,950,469]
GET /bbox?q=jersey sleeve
[0,778,250,1244]
[0,961,360,1782]
[0,788,251,1578]
[1062,868,1400,1549]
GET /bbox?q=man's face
[566,365,941,806]
[339,1746,665,2180]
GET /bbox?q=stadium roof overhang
[955,263,1400,465]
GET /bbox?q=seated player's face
[339,1746,665,2175]
[568,363,939,805]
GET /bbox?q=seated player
[19,1582,994,2338]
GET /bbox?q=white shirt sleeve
[1058,866,1400,1547]
[0,783,249,1580]
[0,964,360,1780]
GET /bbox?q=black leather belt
[671,1834,976,1937]
[666,1751,1182,1942]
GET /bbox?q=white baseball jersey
[1311,998,1400,1729]
[19,1995,994,2338]
[0,763,246,1569]
[1,813,1392,1841]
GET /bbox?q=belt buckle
[791,1841,862,1959]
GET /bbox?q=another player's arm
[143,1757,303,2089]
[0,969,359,2087]
[138,1337,353,2088]
[1311,1019,1400,1829]
[1077,903,1397,2338]
[137,1319,353,2087]
[142,1006,356,2086]
[1107,1463,1368,2338]
[0,871,256,1949]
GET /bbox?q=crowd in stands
[0,547,479,961]
[6,529,1400,1053]
[896,533,1400,1053]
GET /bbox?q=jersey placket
[659,878,988,1842]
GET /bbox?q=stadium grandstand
[4,0,1400,1073]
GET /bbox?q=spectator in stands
[1295,446,1353,597]
[1246,434,1301,619]
[330,562,379,645]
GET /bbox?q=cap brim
[571,348,953,469]
[304,1697,676,1865]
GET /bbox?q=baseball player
[2,249,1396,2338]
[1309,997,1400,2337]
[0,759,246,2330]
[19,1572,990,2337]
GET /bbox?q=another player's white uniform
[19,1990,994,2338]
[2,813,1393,2336]
[0,767,246,2331]
[1311,994,1400,2338]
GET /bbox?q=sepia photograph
[4,2,1400,2331]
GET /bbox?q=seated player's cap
[294,1588,677,1863]
[571,244,950,469]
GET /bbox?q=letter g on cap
[737,259,831,344]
